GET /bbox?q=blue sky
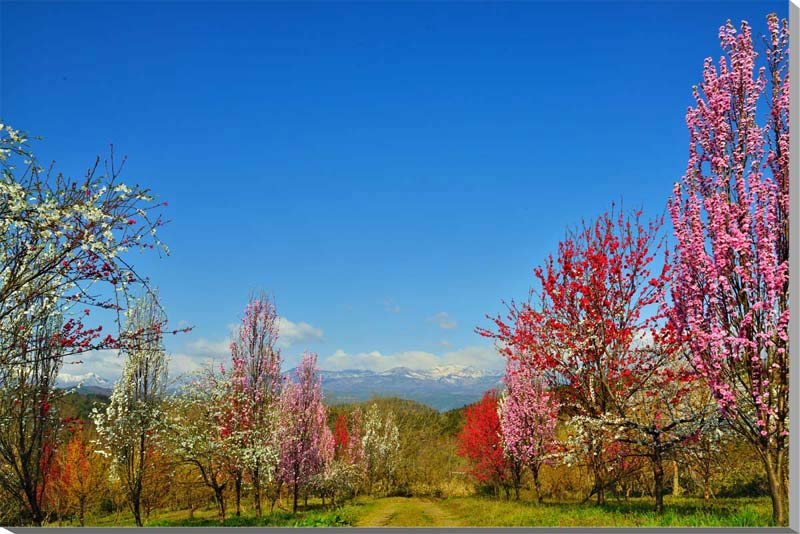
[0,1,787,379]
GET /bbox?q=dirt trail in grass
[355,497,462,527]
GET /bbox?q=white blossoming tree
[361,403,400,496]
[0,124,181,364]
[165,367,233,525]
[92,292,169,527]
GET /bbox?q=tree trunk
[235,471,242,517]
[764,451,788,526]
[253,462,263,518]
[531,465,543,503]
[590,441,606,506]
[652,449,665,514]
[214,487,226,525]
[293,483,299,513]
[132,493,143,527]
[78,498,86,527]
[672,460,682,497]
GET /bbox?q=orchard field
[0,7,791,530]
[28,393,781,527]
[51,496,775,528]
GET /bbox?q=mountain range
[56,365,504,411]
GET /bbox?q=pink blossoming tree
[279,352,329,512]
[498,359,560,503]
[668,14,789,525]
[227,292,283,517]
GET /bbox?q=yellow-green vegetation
[47,495,772,527]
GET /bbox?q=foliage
[51,428,109,526]
[0,314,65,525]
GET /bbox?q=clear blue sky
[0,1,787,378]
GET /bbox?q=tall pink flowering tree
[498,359,560,503]
[668,14,789,525]
[279,352,329,513]
[346,407,366,471]
[227,292,282,517]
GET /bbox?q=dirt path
[355,497,462,527]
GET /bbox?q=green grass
[52,495,774,527]
[432,495,773,527]
[53,500,362,528]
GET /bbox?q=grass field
[48,495,774,527]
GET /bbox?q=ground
[355,496,460,527]
[42,495,773,527]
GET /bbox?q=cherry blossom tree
[596,339,719,513]
[457,391,511,498]
[92,292,169,527]
[227,292,282,517]
[347,407,366,473]
[667,14,790,525]
[480,205,671,504]
[166,368,232,525]
[309,459,362,509]
[361,403,400,496]
[498,360,560,503]
[0,124,184,366]
[279,352,329,512]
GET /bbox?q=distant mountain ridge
[56,365,505,411]
[317,365,504,411]
[55,372,113,396]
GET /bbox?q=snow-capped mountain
[54,365,505,411]
[318,365,504,411]
[56,372,113,395]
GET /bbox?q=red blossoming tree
[334,415,349,461]
[457,390,512,498]
[480,205,672,505]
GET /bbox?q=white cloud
[278,317,324,348]
[383,299,401,314]
[61,349,124,380]
[185,337,231,359]
[60,347,216,385]
[320,344,503,372]
[429,311,457,330]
